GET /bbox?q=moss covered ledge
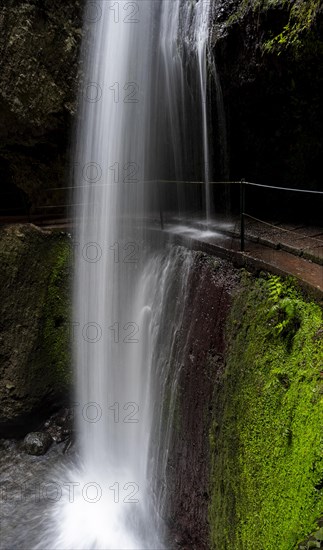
[209,272,323,549]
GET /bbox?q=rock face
[0,224,71,436]
[0,0,83,214]
[210,0,323,222]
[165,258,323,549]
[22,431,52,455]
[162,254,240,549]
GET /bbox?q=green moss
[223,0,321,55]
[41,233,72,389]
[0,225,72,424]
[209,273,323,549]
[264,0,322,53]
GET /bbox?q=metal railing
[239,180,323,252]
[7,179,241,227]
[1,180,322,255]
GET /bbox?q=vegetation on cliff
[209,273,323,549]
[0,224,71,434]
[263,0,322,52]
[223,0,322,51]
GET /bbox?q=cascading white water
[33,243,194,550]
[57,2,162,547]
[33,2,213,549]
[159,0,213,221]
[194,0,212,222]
[212,64,229,182]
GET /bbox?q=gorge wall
[162,255,323,550]
[210,0,323,221]
[0,224,71,437]
[0,0,83,216]
[208,272,323,550]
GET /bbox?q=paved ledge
[159,227,323,302]
[230,219,323,267]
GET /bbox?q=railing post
[240,179,246,252]
[157,180,164,230]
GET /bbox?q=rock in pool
[23,432,53,456]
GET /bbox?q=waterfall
[212,65,229,182]
[158,0,213,222]
[34,2,213,549]
[58,3,163,547]
[194,0,213,221]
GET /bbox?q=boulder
[23,431,53,455]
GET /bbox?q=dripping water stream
[159,0,213,223]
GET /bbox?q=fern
[268,275,284,302]
[267,276,303,339]
[270,298,301,336]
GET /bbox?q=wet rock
[23,431,53,456]
[164,255,239,549]
[44,407,73,443]
[0,0,84,212]
[0,224,72,437]
[210,0,323,223]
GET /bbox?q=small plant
[270,297,302,337]
[264,0,321,54]
[267,276,303,339]
[268,274,285,301]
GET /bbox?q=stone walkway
[161,215,323,299]
[167,215,323,266]
[239,218,323,266]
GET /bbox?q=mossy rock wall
[0,224,71,436]
[209,272,323,549]
[164,256,323,549]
